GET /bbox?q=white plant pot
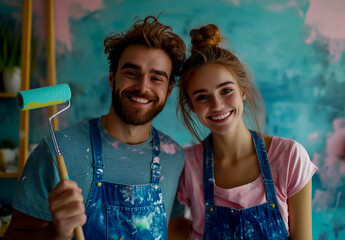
[3,67,21,93]
[0,148,16,164]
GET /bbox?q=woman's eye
[222,88,232,94]
[196,95,208,101]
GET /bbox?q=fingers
[52,214,86,239]
[49,180,83,214]
[48,179,87,239]
[48,179,81,203]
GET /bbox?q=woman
[171,24,317,239]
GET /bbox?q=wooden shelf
[0,222,10,237]
[0,92,17,98]
[0,172,18,178]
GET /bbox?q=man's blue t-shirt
[12,118,185,222]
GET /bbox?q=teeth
[131,97,149,103]
[211,112,230,120]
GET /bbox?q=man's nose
[134,76,150,93]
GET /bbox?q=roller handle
[56,155,85,240]
[56,155,69,180]
[74,227,85,240]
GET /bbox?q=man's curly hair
[104,16,186,84]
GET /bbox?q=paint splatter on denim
[202,131,290,240]
[105,184,167,240]
[81,118,167,240]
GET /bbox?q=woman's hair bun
[190,24,222,50]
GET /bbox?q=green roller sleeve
[17,84,72,110]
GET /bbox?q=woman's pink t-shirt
[177,136,318,239]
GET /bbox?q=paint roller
[17,83,85,240]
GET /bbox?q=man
[4,16,186,240]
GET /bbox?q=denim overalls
[82,118,167,240]
[202,131,290,240]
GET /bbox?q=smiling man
[5,16,186,240]
[109,44,173,137]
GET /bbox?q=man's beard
[112,87,167,126]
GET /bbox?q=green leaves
[0,15,22,72]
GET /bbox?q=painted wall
[0,0,344,239]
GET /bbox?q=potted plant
[0,138,17,172]
[0,15,22,93]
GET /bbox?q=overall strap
[89,118,104,182]
[151,127,161,185]
[203,135,215,206]
[250,130,278,203]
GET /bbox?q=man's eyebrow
[192,81,234,95]
[121,62,169,80]
[120,62,141,70]
[152,70,169,80]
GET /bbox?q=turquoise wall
[1,0,345,239]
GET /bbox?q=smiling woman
[170,24,318,240]
[186,63,246,136]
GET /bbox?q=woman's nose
[210,96,223,110]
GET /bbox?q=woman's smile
[208,110,233,122]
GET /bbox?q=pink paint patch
[267,0,304,17]
[326,118,345,157]
[55,0,104,52]
[312,189,334,211]
[304,0,345,62]
[312,153,322,167]
[153,157,160,163]
[321,156,342,188]
[341,160,345,174]
[32,0,104,53]
[308,131,320,143]
[312,118,345,210]
[161,143,176,155]
[112,142,118,148]
[160,176,164,181]
[333,118,345,131]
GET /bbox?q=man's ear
[109,70,115,87]
[167,82,173,98]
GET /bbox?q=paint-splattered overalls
[82,118,167,240]
[202,131,290,240]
